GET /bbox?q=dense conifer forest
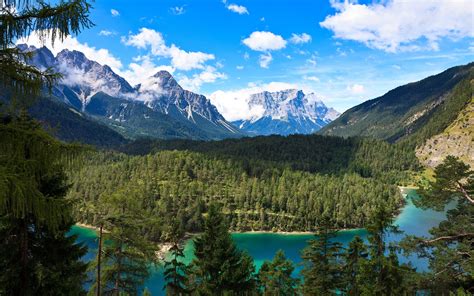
[67,135,418,237]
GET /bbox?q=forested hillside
[320,63,473,144]
[68,135,418,237]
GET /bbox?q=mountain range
[16,44,340,143]
[232,89,339,136]
[18,44,242,142]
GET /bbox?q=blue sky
[20,0,474,120]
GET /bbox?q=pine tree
[257,250,299,295]
[343,235,367,295]
[164,221,189,295]
[359,207,413,295]
[89,189,156,295]
[301,218,343,295]
[0,116,87,295]
[402,156,474,293]
[190,203,255,295]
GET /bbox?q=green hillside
[320,62,473,144]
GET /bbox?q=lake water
[70,188,452,295]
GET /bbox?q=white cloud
[226,4,249,14]
[236,65,244,70]
[289,33,312,44]
[118,55,175,87]
[304,75,320,82]
[111,9,120,17]
[98,30,115,37]
[243,31,287,52]
[306,55,317,66]
[122,28,215,71]
[178,66,227,92]
[347,84,365,94]
[209,81,317,121]
[170,6,186,15]
[259,53,273,68]
[243,52,250,60]
[320,0,474,53]
[260,17,265,22]
[17,32,123,72]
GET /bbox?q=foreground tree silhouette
[164,220,190,295]
[343,236,367,295]
[358,207,414,295]
[0,115,87,295]
[257,249,299,295]
[0,1,92,294]
[301,218,343,295]
[190,203,255,295]
[402,156,474,293]
[88,189,156,295]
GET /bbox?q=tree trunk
[97,224,103,296]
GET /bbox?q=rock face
[416,95,474,168]
[232,89,339,136]
[19,44,242,140]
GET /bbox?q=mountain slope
[320,63,474,142]
[232,89,339,136]
[18,45,243,141]
[415,77,474,168]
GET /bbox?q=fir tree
[0,116,87,295]
[190,203,255,295]
[343,235,367,295]
[164,221,189,295]
[301,218,343,295]
[89,189,156,295]
[257,249,299,295]
[359,207,413,295]
[402,156,474,293]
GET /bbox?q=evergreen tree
[190,203,255,295]
[164,221,189,295]
[0,116,87,295]
[301,218,343,295]
[359,207,413,295]
[343,236,367,295]
[89,189,156,295]
[257,250,299,295]
[402,156,474,293]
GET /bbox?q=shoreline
[75,186,415,239]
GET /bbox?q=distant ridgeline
[320,62,474,167]
[67,134,418,235]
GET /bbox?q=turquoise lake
[70,188,452,295]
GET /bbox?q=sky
[18,0,474,121]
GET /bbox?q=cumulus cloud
[118,55,175,87]
[259,53,273,68]
[347,84,365,94]
[16,31,123,72]
[122,28,215,71]
[243,31,287,52]
[289,33,312,44]
[226,4,249,14]
[110,9,120,17]
[209,81,318,121]
[320,0,474,53]
[170,6,186,15]
[178,66,227,92]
